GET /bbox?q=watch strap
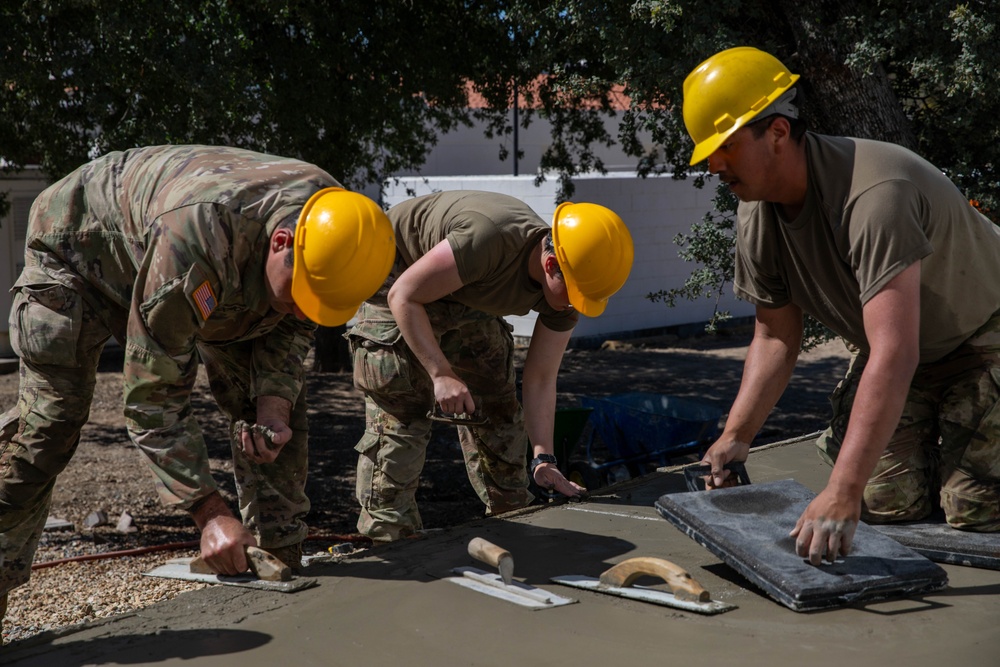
[530,453,558,477]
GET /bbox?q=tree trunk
[777,0,918,150]
[312,325,352,373]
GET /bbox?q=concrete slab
[4,435,999,666]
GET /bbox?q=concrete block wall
[382,173,753,342]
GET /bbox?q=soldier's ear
[543,254,561,277]
[270,228,295,252]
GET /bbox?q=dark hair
[748,84,807,142]
[543,231,563,278]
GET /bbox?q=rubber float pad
[873,518,1000,570]
[655,479,948,611]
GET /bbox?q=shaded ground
[0,328,853,642]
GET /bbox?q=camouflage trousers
[0,257,309,599]
[817,311,1000,531]
[347,297,533,542]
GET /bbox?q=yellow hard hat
[291,187,395,326]
[682,46,800,165]
[551,202,634,318]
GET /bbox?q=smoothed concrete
[5,435,999,666]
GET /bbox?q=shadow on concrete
[310,519,638,588]
[4,628,271,667]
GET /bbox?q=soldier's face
[707,117,791,204]
[265,229,308,320]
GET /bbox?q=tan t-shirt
[735,133,1000,363]
[389,190,578,332]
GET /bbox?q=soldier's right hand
[192,494,258,575]
[432,375,476,416]
[199,515,258,575]
[701,436,751,490]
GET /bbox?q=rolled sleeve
[253,316,315,402]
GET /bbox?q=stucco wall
[382,173,753,342]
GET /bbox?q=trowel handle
[599,557,710,602]
[468,537,512,569]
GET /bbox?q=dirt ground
[0,327,854,641]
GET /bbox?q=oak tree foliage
[2,1,996,355]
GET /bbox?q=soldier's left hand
[532,462,586,499]
[238,420,293,464]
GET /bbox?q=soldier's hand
[200,516,257,575]
[702,436,751,489]
[532,462,586,499]
[432,375,476,416]
[237,419,292,464]
[193,494,258,575]
[790,487,859,566]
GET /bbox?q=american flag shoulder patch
[191,280,218,320]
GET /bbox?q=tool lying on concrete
[144,545,317,593]
[446,537,576,609]
[552,556,736,614]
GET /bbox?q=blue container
[579,392,723,471]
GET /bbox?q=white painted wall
[402,112,642,178]
[382,173,753,342]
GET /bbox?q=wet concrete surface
[4,435,999,666]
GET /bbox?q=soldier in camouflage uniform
[0,145,395,631]
[348,190,634,541]
[683,47,1000,567]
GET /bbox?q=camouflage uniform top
[24,144,339,506]
[389,190,578,332]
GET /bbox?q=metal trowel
[446,537,577,609]
[144,545,317,593]
[552,556,736,614]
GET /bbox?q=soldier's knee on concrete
[861,476,934,524]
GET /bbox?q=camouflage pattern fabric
[348,293,534,542]
[817,311,1000,531]
[0,145,331,598]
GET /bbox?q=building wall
[0,169,48,357]
[383,173,752,342]
[396,112,641,178]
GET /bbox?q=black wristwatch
[530,454,558,477]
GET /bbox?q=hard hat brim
[291,278,361,327]
[565,282,607,318]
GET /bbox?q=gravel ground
[0,331,853,648]
[5,552,207,642]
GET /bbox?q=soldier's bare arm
[522,320,583,497]
[387,239,473,415]
[703,302,802,488]
[792,261,921,565]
